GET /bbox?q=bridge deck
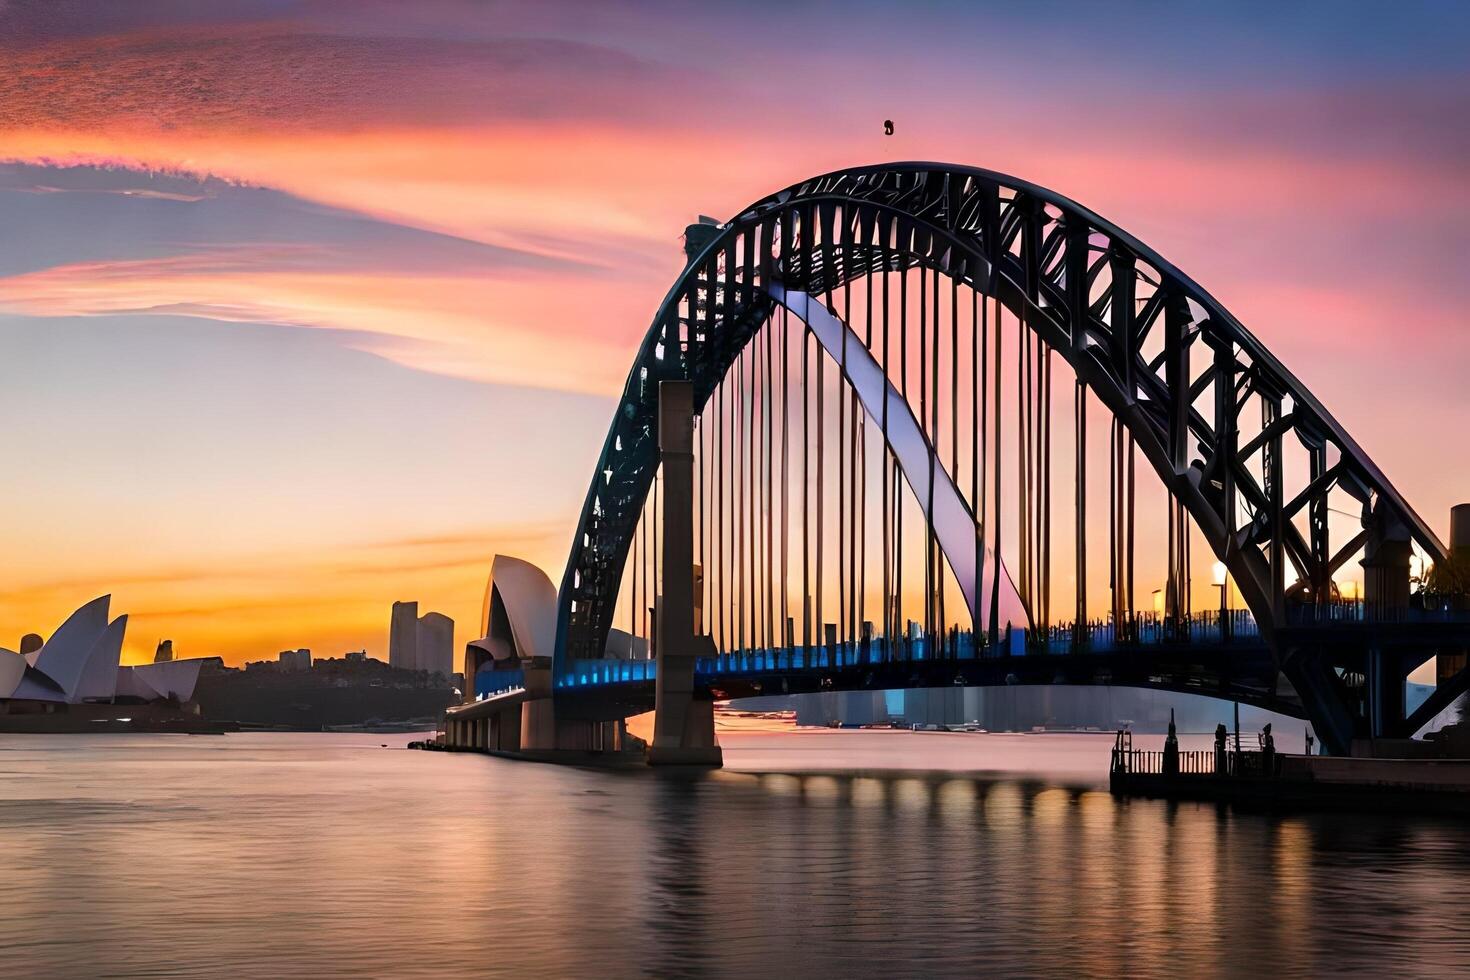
[508,628,1290,721]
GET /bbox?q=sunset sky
[2,0,1467,665]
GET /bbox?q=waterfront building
[463,555,556,690]
[0,596,204,707]
[193,649,456,728]
[114,658,206,701]
[0,648,24,701]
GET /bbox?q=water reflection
[0,733,1467,977]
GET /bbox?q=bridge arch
[554,162,1445,677]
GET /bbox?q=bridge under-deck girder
[546,640,1295,723]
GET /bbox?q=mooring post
[648,380,722,766]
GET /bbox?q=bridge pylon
[647,381,722,766]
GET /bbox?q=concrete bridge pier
[1440,504,1470,685]
[647,381,722,767]
[1361,511,1414,744]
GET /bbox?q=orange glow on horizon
[3,524,569,667]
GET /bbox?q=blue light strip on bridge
[550,610,1261,691]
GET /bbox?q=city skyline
[3,1,1467,665]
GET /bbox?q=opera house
[0,596,205,732]
[440,555,652,757]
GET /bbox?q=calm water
[1,730,1468,979]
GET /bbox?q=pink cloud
[0,27,697,135]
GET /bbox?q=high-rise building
[389,601,419,670]
[154,639,174,663]
[415,612,453,678]
[389,602,453,675]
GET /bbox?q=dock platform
[1110,732,1470,815]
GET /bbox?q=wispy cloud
[0,162,595,276]
[0,163,648,391]
[0,253,648,391]
[0,27,691,133]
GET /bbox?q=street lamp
[1213,561,1230,640]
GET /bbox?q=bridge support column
[521,699,556,751]
[648,381,722,767]
[1367,650,1405,741]
[1439,504,1470,686]
[1361,513,1413,746]
[1286,652,1355,756]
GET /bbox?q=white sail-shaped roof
[11,668,67,702]
[114,666,159,701]
[0,649,26,699]
[485,555,557,662]
[74,615,127,701]
[31,595,111,697]
[467,635,515,663]
[125,660,203,702]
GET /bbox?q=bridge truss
[552,163,1461,754]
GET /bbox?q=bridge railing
[1283,599,1470,626]
[1110,745,1284,779]
[553,611,1276,690]
[472,667,526,701]
[1038,609,1260,653]
[563,595,1470,690]
[554,601,1470,693]
[558,659,656,689]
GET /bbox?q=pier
[1110,729,1470,813]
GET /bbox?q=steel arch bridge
[537,162,1463,756]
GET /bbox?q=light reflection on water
[0,731,1466,978]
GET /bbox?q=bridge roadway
[465,605,1470,743]
[475,614,1293,723]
